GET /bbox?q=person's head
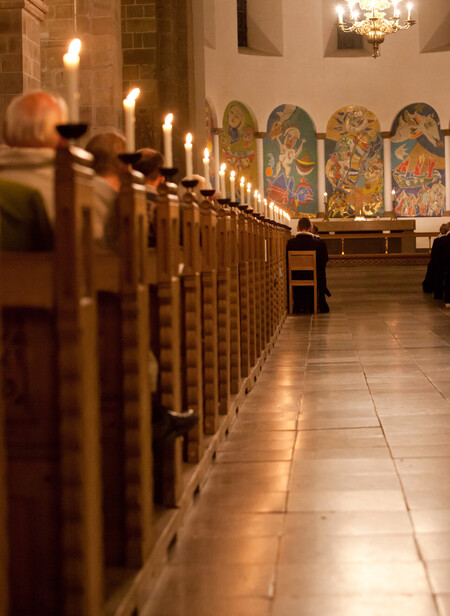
[3,91,68,149]
[297,217,312,232]
[439,223,448,235]
[133,148,164,186]
[85,131,127,190]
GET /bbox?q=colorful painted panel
[325,106,384,218]
[220,101,257,186]
[205,99,216,189]
[264,104,318,217]
[391,103,446,217]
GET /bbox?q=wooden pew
[0,145,104,616]
[238,205,251,380]
[0,265,7,616]
[179,184,203,462]
[229,205,241,395]
[95,166,153,574]
[216,201,231,414]
[199,194,219,433]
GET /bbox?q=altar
[315,219,416,255]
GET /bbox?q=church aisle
[143,265,450,616]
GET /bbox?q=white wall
[204,0,450,133]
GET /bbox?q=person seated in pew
[286,216,330,313]
[85,131,128,249]
[422,222,450,296]
[132,148,164,246]
[0,177,53,250]
[0,90,68,224]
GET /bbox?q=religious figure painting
[325,106,384,218]
[391,103,446,217]
[221,101,257,186]
[263,104,318,217]
[205,99,216,189]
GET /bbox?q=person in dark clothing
[422,223,449,295]
[286,216,330,313]
[132,148,164,247]
[442,232,450,308]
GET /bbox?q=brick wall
[40,0,123,133]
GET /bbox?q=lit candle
[337,5,344,24]
[163,113,174,167]
[63,38,81,123]
[219,163,226,197]
[229,171,236,202]
[240,176,245,204]
[407,2,412,20]
[269,202,274,220]
[184,133,193,179]
[264,198,268,219]
[254,189,259,213]
[392,188,396,201]
[203,148,211,189]
[258,194,262,215]
[274,206,279,222]
[123,87,140,152]
[393,1,399,18]
[247,182,252,207]
[324,191,328,204]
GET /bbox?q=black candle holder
[161,167,178,182]
[56,123,88,140]
[217,198,231,206]
[200,189,216,199]
[181,179,199,189]
[118,152,142,165]
[237,204,248,212]
[229,201,240,209]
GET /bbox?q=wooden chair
[288,250,317,314]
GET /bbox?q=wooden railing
[0,144,290,616]
[324,231,438,256]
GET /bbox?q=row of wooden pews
[0,143,290,616]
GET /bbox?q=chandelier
[337,1,416,58]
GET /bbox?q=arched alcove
[391,103,446,217]
[263,104,318,217]
[325,106,384,218]
[221,101,258,186]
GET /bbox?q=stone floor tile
[427,562,450,593]
[437,594,450,616]
[272,594,438,616]
[275,561,430,595]
[287,489,407,512]
[283,511,413,536]
[410,510,450,533]
[416,533,450,561]
[170,535,280,565]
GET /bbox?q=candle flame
[164,113,174,127]
[230,170,236,179]
[68,38,81,58]
[269,202,274,209]
[203,147,209,161]
[240,176,245,185]
[185,132,193,146]
[247,183,252,190]
[220,163,226,173]
[126,88,140,102]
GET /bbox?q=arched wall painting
[221,101,257,187]
[391,103,446,217]
[264,105,318,217]
[205,99,216,189]
[325,106,384,218]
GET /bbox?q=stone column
[444,129,450,215]
[317,134,326,215]
[256,131,265,195]
[382,131,393,214]
[41,0,122,133]
[0,0,48,131]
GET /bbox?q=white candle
[264,199,268,218]
[219,163,226,197]
[393,2,399,18]
[274,206,279,222]
[230,170,236,202]
[185,133,193,179]
[258,194,262,215]
[324,191,328,203]
[247,183,252,207]
[63,38,81,123]
[123,87,140,152]
[203,148,211,189]
[269,202,274,220]
[391,188,396,201]
[240,177,245,204]
[407,3,412,20]
[337,5,344,23]
[163,113,174,167]
[254,190,259,212]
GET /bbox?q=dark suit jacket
[286,232,329,312]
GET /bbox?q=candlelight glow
[126,88,140,103]
[240,176,245,186]
[220,163,226,173]
[203,147,209,162]
[185,133,193,146]
[164,113,174,127]
[230,170,236,179]
[67,38,81,59]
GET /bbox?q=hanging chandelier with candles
[336,1,416,59]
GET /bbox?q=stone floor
[143,265,450,616]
